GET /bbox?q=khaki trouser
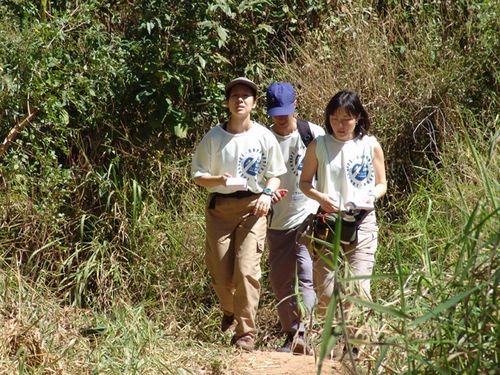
[312,211,378,316]
[205,193,266,337]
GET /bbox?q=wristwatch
[262,187,273,196]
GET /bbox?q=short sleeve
[191,133,212,179]
[264,131,287,178]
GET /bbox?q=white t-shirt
[315,134,378,211]
[268,121,325,230]
[191,121,287,194]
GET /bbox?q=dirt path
[232,350,343,375]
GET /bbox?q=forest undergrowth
[0,1,498,374]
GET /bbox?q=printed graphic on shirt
[238,148,267,178]
[288,149,305,177]
[346,154,374,188]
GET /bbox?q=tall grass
[0,263,234,374]
[0,155,235,373]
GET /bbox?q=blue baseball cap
[266,82,296,116]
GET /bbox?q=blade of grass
[317,214,343,375]
[409,284,482,327]
[317,291,338,375]
[464,129,497,209]
[344,296,410,320]
[372,343,390,375]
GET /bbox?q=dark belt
[208,190,258,209]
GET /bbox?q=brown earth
[231,350,344,375]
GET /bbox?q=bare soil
[231,350,343,375]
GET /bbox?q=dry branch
[0,109,37,157]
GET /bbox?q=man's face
[272,114,293,127]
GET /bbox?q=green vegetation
[0,0,498,374]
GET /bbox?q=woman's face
[227,84,256,117]
[329,108,358,141]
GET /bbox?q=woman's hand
[194,172,233,188]
[319,193,339,213]
[220,172,233,186]
[253,194,272,217]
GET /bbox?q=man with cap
[265,82,325,354]
[192,77,287,351]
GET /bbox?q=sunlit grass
[0,264,236,374]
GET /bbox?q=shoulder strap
[297,119,314,147]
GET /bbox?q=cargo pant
[205,193,267,337]
[312,211,378,316]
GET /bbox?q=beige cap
[225,77,258,97]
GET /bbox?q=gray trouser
[312,211,378,316]
[267,226,316,333]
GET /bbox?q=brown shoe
[291,332,311,355]
[221,314,235,332]
[233,334,255,351]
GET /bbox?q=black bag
[312,211,365,246]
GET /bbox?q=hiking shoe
[221,313,235,332]
[233,334,255,351]
[277,332,311,355]
[291,332,311,355]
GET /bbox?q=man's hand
[271,188,288,204]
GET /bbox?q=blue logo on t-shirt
[346,155,374,188]
[243,157,260,176]
[289,151,304,176]
[297,155,304,172]
[238,148,267,179]
[351,163,369,181]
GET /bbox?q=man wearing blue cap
[265,82,325,354]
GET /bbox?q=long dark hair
[324,90,371,137]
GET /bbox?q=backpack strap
[297,119,314,147]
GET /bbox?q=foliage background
[0,0,498,373]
